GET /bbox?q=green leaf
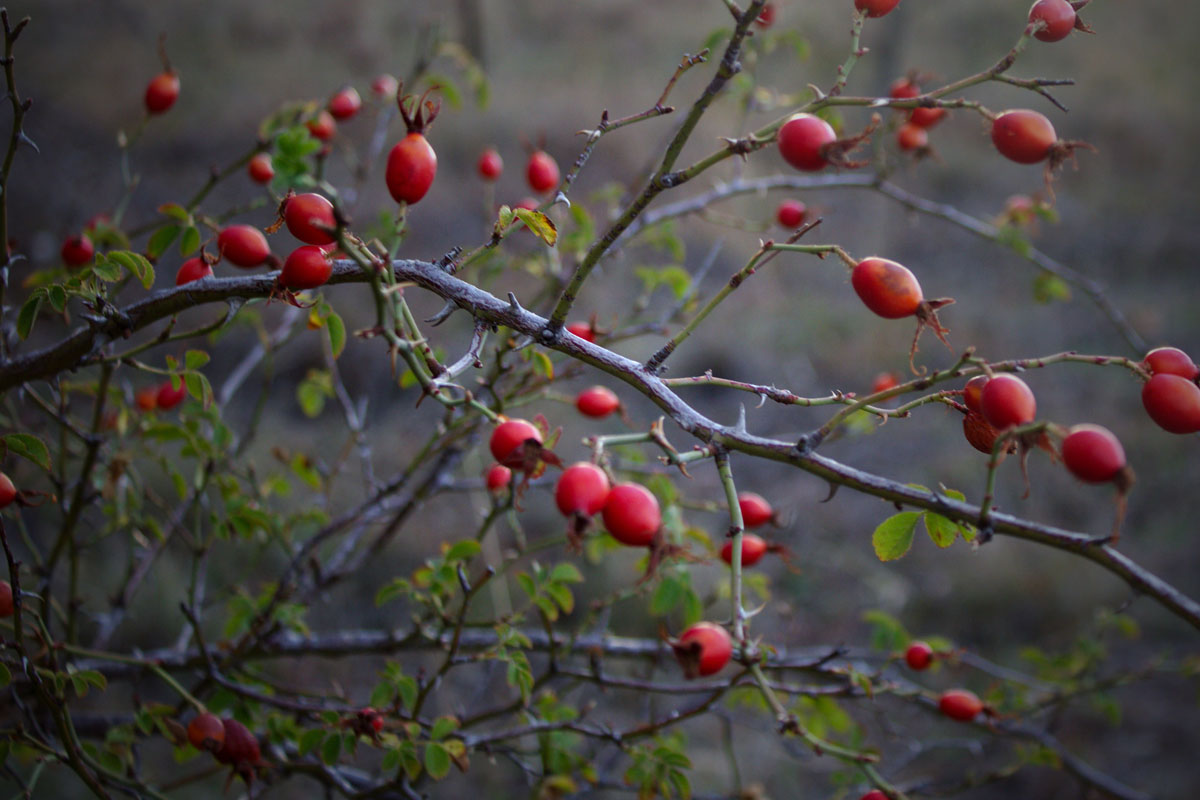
[634,265,692,300]
[326,310,346,359]
[424,742,451,779]
[146,225,181,260]
[514,208,557,247]
[396,675,418,712]
[0,662,10,688]
[47,285,67,313]
[17,294,42,339]
[650,575,683,617]
[184,372,214,408]
[298,728,325,757]
[370,682,396,708]
[444,539,481,563]
[924,513,959,548]
[5,433,51,470]
[1033,272,1071,304]
[423,72,462,109]
[320,732,342,765]
[157,202,191,222]
[109,250,155,289]
[872,512,922,562]
[179,226,201,257]
[91,255,123,282]
[375,578,410,607]
[549,562,583,584]
[184,350,211,370]
[430,716,458,741]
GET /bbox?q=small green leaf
[146,225,181,260]
[924,513,959,548]
[326,310,346,359]
[47,285,67,312]
[514,208,557,247]
[424,742,451,779]
[370,682,396,708]
[91,256,122,282]
[179,226,201,257]
[445,540,481,563]
[872,511,922,562]
[184,350,211,370]
[298,728,325,757]
[320,732,342,764]
[422,73,462,109]
[157,202,191,222]
[17,294,42,339]
[1033,272,1071,304]
[430,716,458,741]
[5,433,51,470]
[549,562,583,584]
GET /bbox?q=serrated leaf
[5,433,51,470]
[872,511,921,562]
[514,208,557,247]
[444,539,481,563]
[17,294,42,339]
[184,350,210,370]
[179,226,201,257]
[430,716,458,741]
[924,512,959,548]
[549,562,583,584]
[91,256,122,282]
[370,682,396,708]
[396,676,418,712]
[157,202,190,222]
[424,742,451,779]
[47,285,67,313]
[109,250,155,288]
[146,225,181,260]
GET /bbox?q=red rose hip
[1061,424,1126,483]
[1028,0,1076,42]
[284,193,337,245]
[737,492,774,529]
[280,245,333,290]
[576,386,620,418]
[1142,373,1200,434]
[673,622,733,678]
[61,234,95,268]
[852,258,923,319]
[247,153,274,184]
[144,71,180,114]
[776,199,807,228]
[328,87,362,121]
[1142,346,1198,380]
[991,110,1057,164]
[720,533,768,567]
[777,113,836,172]
[855,0,901,18]
[905,641,933,670]
[217,225,271,268]
[489,419,543,469]
[175,256,213,285]
[526,150,560,194]
[939,688,983,721]
[0,472,16,508]
[555,462,611,517]
[477,148,503,181]
[187,712,225,752]
[980,374,1036,430]
[602,482,661,546]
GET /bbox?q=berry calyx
[720,533,768,567]
[61,234,95,268]
[1027,0,1076,42]
[777,113,837,171]
[980,374,1036,430]
[328,87,363,121]
[477,147,503,181]
[737,492,774,529]
[489,419,544,470]
[938,688,983,722]
[306,109,336,142]
[576,385,620,418]
[217,225,272,268]
[526,150,560,194]
[776,198,807,228]
[905,641,934,670]
[0,579,12,617]
[284,193,337,245]
[144,71,180,115]
[175,256,213,285]
[991,109,1056,165]
[247,153,274,184]
[1142,346,1199,380]
[672,622,733,678]
[1141,373,1200,434]
[485,463,512,493]
[280,245,333,291]
[602,482,661,547]
[0,472,16,508]
[187,712,225,753]
[156,379,187,411]
[855,0,901,18]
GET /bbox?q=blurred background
[7,1,1199,797]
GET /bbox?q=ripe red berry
[489,419,543,469]
[0,579,12,617]
[896,122,928,152]
[602,482,661,546]
[280,245,333,290]
[477,147,503,181]
[371,74,398,98]
[909,105,947,128]
[962,410,1007,455]
[855,0,901,18]
[576,385,620,418]
[566,322,596,343]
[61,234,95,268]
[776,198,807,228]
[247,153,274,184]
[0,472,16,508]
[1061,424,1126,483]
[1142,373,1200,434]
[963,375,989,414]
[1028,0,1076,42]
[755,2,776,26]
[889,77,920,100]
[871,372,900,394]
[991,109,1057,165]
[851,257,923,319]
[526,150,560,194]
[938,688,983,721]
[284,193,337,245]
[156,379,187,411]
[306,109,336,142]
[328,87,362,121]
[175,256,213,285]
[214,718,261,771]
[135,386,158,412]
[860,792,888,800]
[144,71,180,114]
[737,492,774,529]
[555,462,611,517]
[1142,346,1199,380]
[674,622,733,678]
[485,463,512,492]
[187,712,226,752]
[980,374,1036,430]
[905,641,934,670]
[387,132,438,205]
[720,533,768,567]
[777,113,837,172]
[217,225,271,268]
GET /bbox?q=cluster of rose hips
[134,377,188,414]
[475,144,561,212]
